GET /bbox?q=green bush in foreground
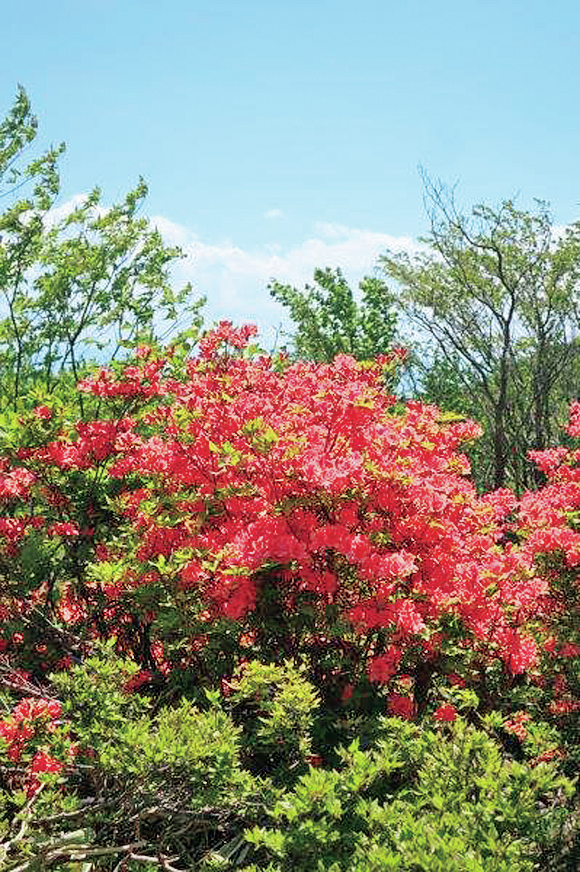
[226,660,320,782]
[243,717,575,872]
[0,649,576,871]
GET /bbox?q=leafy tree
[381,175,580,492]
[0,87,204,415]
[0,87,64,407]
[405,352,499,491]
[269,267,399,363]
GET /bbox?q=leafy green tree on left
[0,87,204,414]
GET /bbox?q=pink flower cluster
[0,696,74,796]
[0,322,578,721]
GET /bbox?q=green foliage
[244,717,576,872]
[2,649,268,870]
[102,697,258,819]
[0,87,64,408]
[3,650,576,870]
[50,642,152,752]
[269,267,398,364]
[227,660,320,780]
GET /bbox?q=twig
[32,796,109,824]
[129,853,185,872]
[0,783,45,864]
[6,839,148,872]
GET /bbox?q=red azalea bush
[0,321,578,735]
[0,322,579,869]
[0,694,76,798]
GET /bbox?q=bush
[1,647,267,869]
[226,659,320,782]
[244,717,575,872]
[1,324,579,868]
[1,649,576,870]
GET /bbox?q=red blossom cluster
[123,669,154,692]
[433,703,457,723]
[0,696,74,796]
[387,693,416,720]
[503,710,531,742]
[0,323,578,722]
[530,747,566,767]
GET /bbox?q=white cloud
[551,224,568,244]
[151,215,191,247]
[149,215,419,346]
[45,197,419,348]
[44,194,109,230]
[264,208,284,219]
[44,193,89,227]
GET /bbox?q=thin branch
[7,839,149,872]
[129,853,186,872]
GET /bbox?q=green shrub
[244,717,575,872]
[0,649,577,870]
[1,648,268,870]
[227,660,320,781]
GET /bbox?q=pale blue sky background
[2,0,580,342]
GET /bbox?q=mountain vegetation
[0,89,578,871]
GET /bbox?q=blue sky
[2,0,580,343]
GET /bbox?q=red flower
[30,751,63,774]
[220,677,233,698]
[367,647,402,684]
[306,754,323,767]
[341,684,354,703]
[0,719,17,743]
[530,748,565,767]
[46,522,80,538]
[13,698,61,722]
[434,704,457,722]
[387,693,416,720]
[123,670,153,692]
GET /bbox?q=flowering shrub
[0,324,578,716]
[0,322,579,867]
[433,703,457,723]
[0,695,75,797]
[0,647,268,870]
